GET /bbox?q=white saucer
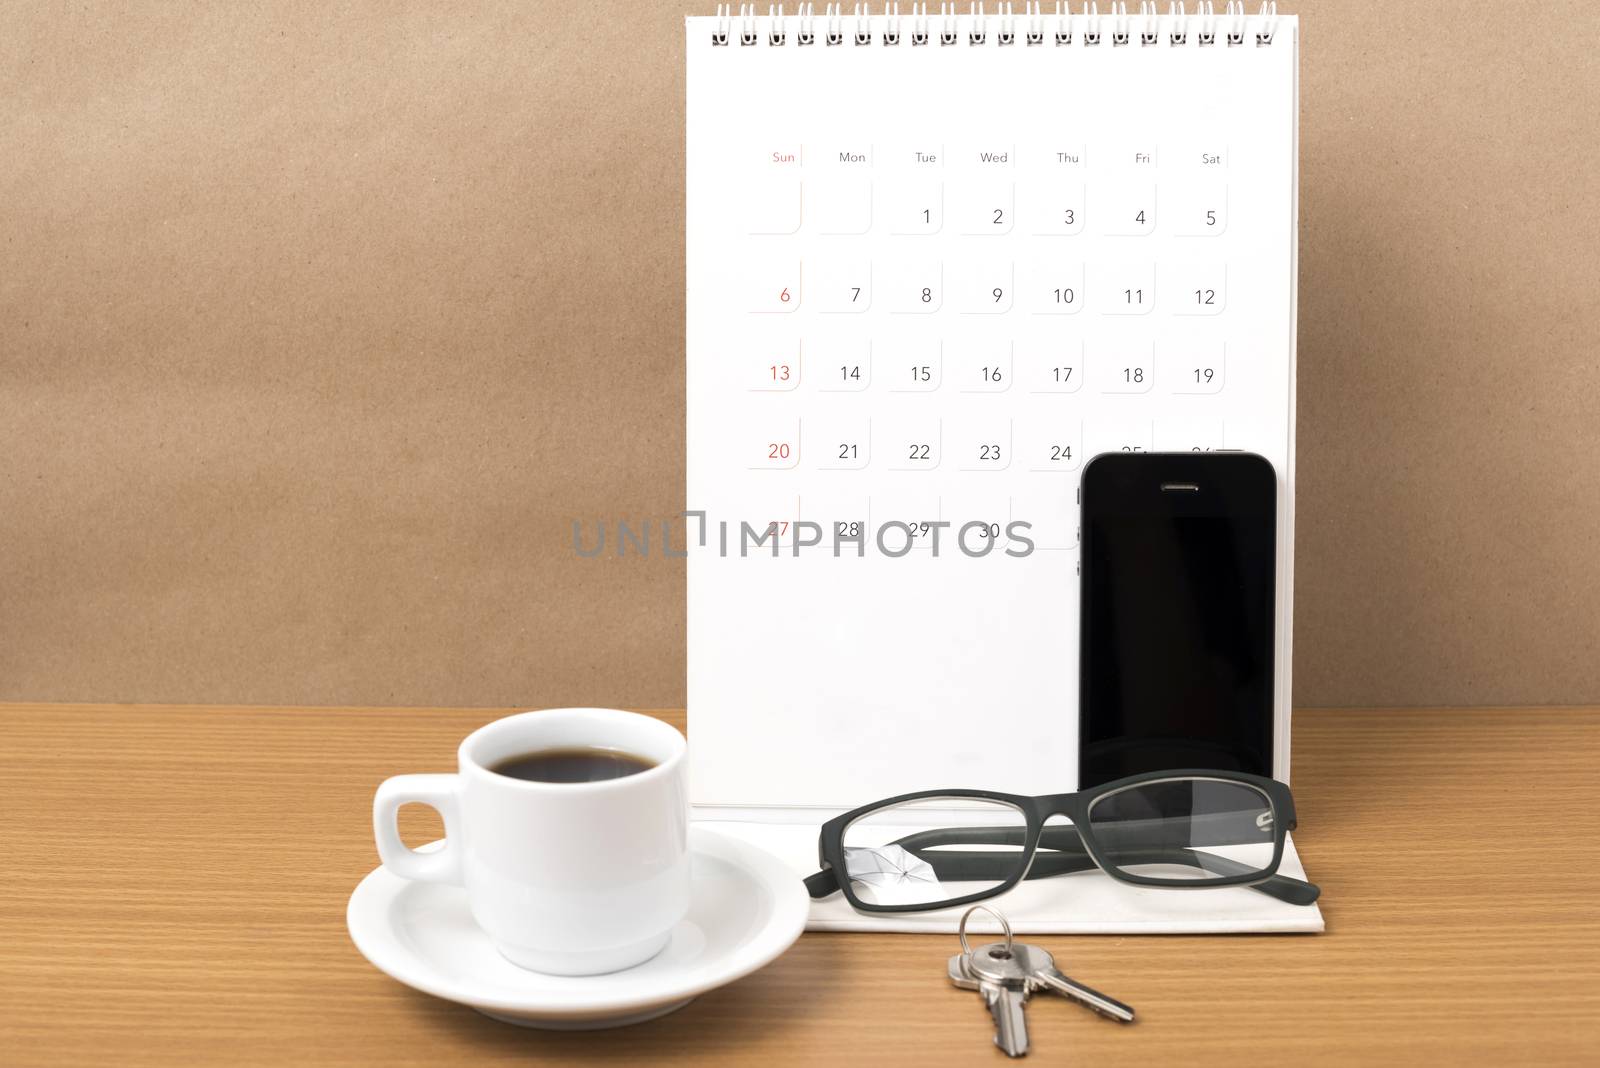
[346,826,808,1030]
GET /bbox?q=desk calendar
[687,4,1301,840]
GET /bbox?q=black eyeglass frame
[807,768,1304,914]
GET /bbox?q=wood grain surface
[2,704,1597,1066]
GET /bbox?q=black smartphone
[1078,452,1277,787]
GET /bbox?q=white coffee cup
[373,708,690,976]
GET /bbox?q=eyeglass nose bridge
[1033,791,1088,825]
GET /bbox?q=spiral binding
[710,1,1278,48]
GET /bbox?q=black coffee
[489,746,657,783]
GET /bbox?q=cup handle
[373,774,464,885]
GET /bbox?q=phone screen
[1080,459,1276,786]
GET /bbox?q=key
[1014,942,1136,1023]
[960,941,1036,1057]
[947,953,998,1038]
[948,951,1032,1056]
[984,978,1030,1057]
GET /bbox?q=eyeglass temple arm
[896,825,1320,906]
[804,868,843,898]
[923,844,1319,906]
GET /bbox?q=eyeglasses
[803,770,1320,913]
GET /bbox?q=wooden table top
[3,704,1597,1066]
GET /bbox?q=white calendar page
[686,8,1298,813]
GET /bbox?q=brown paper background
[3,2,1597,709]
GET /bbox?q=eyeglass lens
[1085,778,1277,882]
[839,797,1027,908]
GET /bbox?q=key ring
[957,904,1014,957]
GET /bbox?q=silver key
[1013,943,1136,1023]
[949,905,1134,1058]
[950,953,1030,1054]
[959,943,1035,1057]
